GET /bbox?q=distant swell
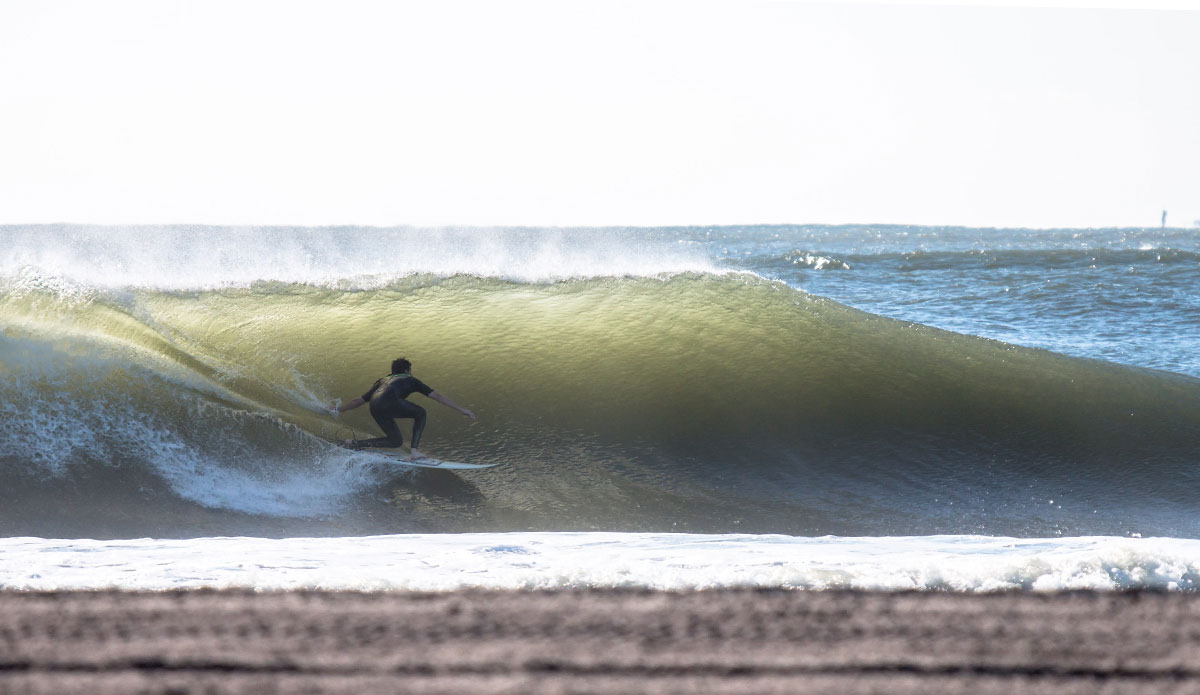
[746,247,1200,275]
[3,273,1200,538]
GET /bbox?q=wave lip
[3,534,1198,592]
[0,225,719,290]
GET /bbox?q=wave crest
[0,225,717,291]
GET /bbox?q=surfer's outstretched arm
[330,397,365,415]
[428,391,476,420]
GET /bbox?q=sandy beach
[3,588,1199,694]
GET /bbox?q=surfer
[329,358,476,460]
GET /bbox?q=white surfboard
[349,445,498,470]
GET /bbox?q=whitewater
[2,224,1199,591]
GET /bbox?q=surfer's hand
[327,402,340,418]
[463,409,477,421]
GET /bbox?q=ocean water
[2,224,1199,590]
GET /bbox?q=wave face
[4,250,1200,538]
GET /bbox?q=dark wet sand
[3,589,1200,694]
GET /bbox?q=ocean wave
[739,247,1200,275]
[3,273,1199,538]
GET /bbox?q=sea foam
[2,533,1196,592]
[0,225,717,290]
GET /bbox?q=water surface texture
[2,225,1198,589]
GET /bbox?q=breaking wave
[3,266,1199,538]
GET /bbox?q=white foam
[0,226,718,290]
[142,411,381,519]
[0,334,386,518]
[784,252,851,270]
[3,533,1198,592]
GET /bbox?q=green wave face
[3,274,1200,538]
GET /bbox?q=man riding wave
[330,357,476,460]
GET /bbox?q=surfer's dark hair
[391,358,412,375]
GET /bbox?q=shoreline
[4,588,1199,694]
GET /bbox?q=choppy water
[2,224,1198,589]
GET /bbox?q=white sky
[1,0,1198,228]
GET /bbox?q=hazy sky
[1,0,1197,228]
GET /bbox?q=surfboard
[336,442,498,470]
[362,448,497,470]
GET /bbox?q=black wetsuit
[353,373,434,449]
